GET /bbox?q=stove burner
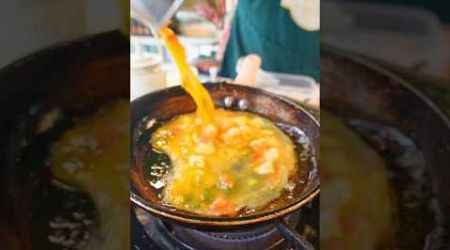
[170,212,300,250]
[133,207,318,250]
[133,199,318,250]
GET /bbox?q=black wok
[130,82,320,249]
[0,31,129,250]
[321,45,450,249]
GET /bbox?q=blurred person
[196,0,320,81]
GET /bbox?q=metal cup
[131,0,184,31]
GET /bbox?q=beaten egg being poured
[152,27,298,216]
[159,27,215,123]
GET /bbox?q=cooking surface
[131,197,319,250]
[130,94,319,249]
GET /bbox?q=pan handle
[276,218,314,250]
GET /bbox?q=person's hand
[196,0,227,28]
[234,54,262,86]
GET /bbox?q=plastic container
[130,54,166,100]
[256,71,319,107]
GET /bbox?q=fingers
[234,54,262,86]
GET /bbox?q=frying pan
[130,82,320,249]
[0,31,129,249]
[1,28,448,249]
[321,45,450,249]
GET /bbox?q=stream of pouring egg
[159,27,215,122]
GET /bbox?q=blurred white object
[323,1,449,75]
[179,22,217,38]
[131,54,166,100]
[256,71,320,107]
[281,0,320,31]
[176,11,218,38]
[163,64,199,87]
[235,55,319,107]
[0,0,121,68]
[132,34,218,66]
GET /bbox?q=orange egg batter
[159,27,215,123]
[152,109,296,216]
[51,101,129,250]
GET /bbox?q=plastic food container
[131,54,166,100]
[256,71,320,107]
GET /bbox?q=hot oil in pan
[345,118,441,249]
[15,101,129,250]
[49,101,129,250]
[14,108,97,250]
[152,110,298,216]
[136,114,314,217]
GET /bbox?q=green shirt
[220,0,320,81]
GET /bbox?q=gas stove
[131,198,319,250]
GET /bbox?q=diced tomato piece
[251,145,268,161]
[200,124,218,142]
[170,128,182,136]
[268,163,282,186]
[220,174,235,188]
[209,197,237,216]
[252,151,262,161]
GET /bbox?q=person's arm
[195,0,227,28]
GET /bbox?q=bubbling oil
[136,112,313,217]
